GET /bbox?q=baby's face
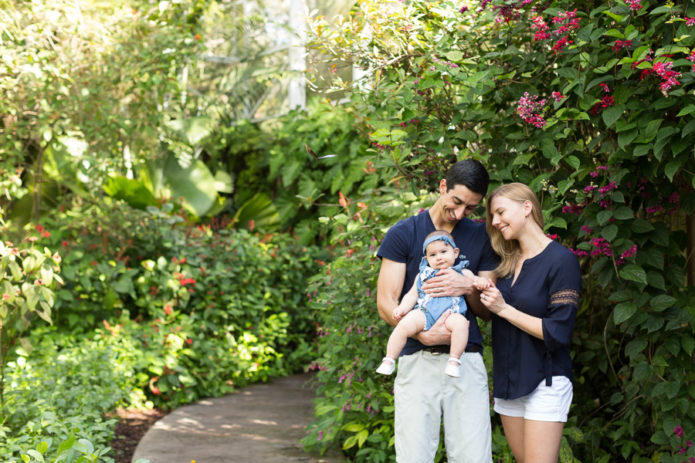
[425,240,458,270]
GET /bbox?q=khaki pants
[394,350,492,463]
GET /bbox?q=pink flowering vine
[551,91,566,102]
[686,17,695,26]
[615,245,637,266]
[517,92,547,128]
[653,61,682,94]
[612,39,632,51]
[625,0,642,11]
[687,51,695,71]
[531,9,580,53]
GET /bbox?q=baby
[376,230,489,377]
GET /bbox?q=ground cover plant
[0,198,325,462]
[301,0,695,461]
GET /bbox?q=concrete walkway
[132,373,345,463]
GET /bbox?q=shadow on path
[132,373,344,463]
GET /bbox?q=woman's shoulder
[545,241,582,287]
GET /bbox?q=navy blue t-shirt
[492,240,581,400]
[377,210,499,355]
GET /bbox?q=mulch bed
[109,408,168,463]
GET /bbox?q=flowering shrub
[305,0,695,460]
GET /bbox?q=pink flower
[551,91,565,102]
[600,82,611,93]
[581,225,593,234]
[612,39,632,51]
[646,205,662,214]
[626,0,642,10]
[552,35,573,54]
[517,92,547,128]
[570,248,589,257]
[686,17,695,26]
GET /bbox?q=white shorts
[493,376,573,422]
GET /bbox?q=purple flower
[675,425,685,438]
[459,5,469,13]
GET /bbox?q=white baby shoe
[445,357,461,377]
[376,357,396,375]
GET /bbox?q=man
[376,159,498,463]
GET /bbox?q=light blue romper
[415,259,469,330]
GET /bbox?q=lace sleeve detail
[550,289,579,306]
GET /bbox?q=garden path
[131,373,344,463]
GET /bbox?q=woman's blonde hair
[485,183,544,278]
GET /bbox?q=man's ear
[439,179,448,196]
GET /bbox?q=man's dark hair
[445,159,490,195]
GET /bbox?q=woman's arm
[480,285,544,339]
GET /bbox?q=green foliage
[303,0,695,460]
[0,239,62,415]
[0,0,207,220]
[0,328,141,462]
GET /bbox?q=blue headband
[422,235,457,254]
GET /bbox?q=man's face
[439,180,483,224]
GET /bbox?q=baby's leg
[385,310,427,360]
[445,313,470,362]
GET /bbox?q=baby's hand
[393,308,404,321]
[473,277,492,291]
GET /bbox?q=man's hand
[416,310,452,346]
[421,268,474,298]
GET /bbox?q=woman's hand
[479,284,509,315]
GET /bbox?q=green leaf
[614,301,637,324]
[665,160,681,181]
[601,224,618,241]
[596,209,613,225]
[617,130,637,149]
[601,105,625,127]
[103,176,157,210]
[356,429,369,448]
[676,105,695,117]
[233,193,280,232]
[619,264,647,284]
[604,29,625,39]
[633,144,650,157]
[631,218,654,233]
[650,294,676,312]
[682,119,695,138]
[613,206,633,220]
[683,336,695,356]
[625,338,648,358]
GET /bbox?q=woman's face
[489,195,529,241]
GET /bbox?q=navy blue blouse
[378,210,499,355]
[492,240,581,400]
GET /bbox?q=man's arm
[376,258,407,327]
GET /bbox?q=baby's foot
[445,357,461,378]
[376,357,396,375]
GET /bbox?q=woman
[477,183,581,463]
